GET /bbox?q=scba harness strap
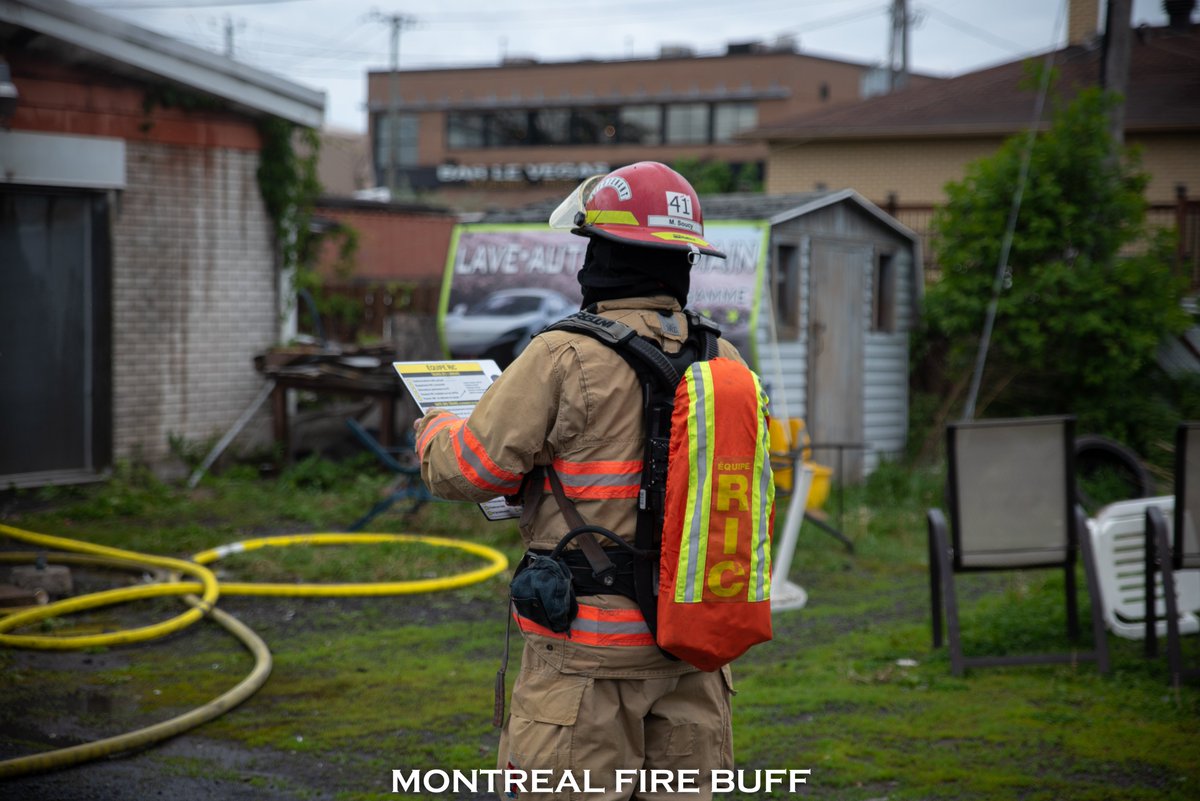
[542,309,721,641]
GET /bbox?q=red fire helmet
[549,161,726,259]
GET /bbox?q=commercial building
[365,42,934,210]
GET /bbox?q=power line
[919,4,1033,54]
[961,0,1068,421]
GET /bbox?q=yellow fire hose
[190,532,509,596]
[0,523,509,779]
[0,569,271,779]
[0,524,220,650]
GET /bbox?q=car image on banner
[443,287,575,368]
[439,222,768,370]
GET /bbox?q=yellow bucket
[804,462,832,511]
[768,418,830,510]
[769,418,808,490]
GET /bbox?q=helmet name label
[647,215,702,234]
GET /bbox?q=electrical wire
[960,0,1068,421]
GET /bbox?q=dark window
[447,112,487,148]
[873,252,897,333]
[618,105,662,144]
[571,107,619,145]
[531,109,571,145]
[713,103,757,143]
[666,103,710,144]
[819,82,830,101]
[773,242,802,340]
[375,112,419,167]
[490,110,531,147]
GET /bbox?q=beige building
[365,42,937,211]
[748,4,1200,282]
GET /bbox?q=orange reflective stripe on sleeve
[417,412,459,458]
[513,603,655,647]
[452,423,523,495]
[544,457,642,500]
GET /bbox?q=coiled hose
[0,522,508,778]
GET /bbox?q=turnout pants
[497,655,734,801]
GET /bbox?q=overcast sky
[76,0,1183,133]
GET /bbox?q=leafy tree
[672,158,762,194]
[919,83,1190,462]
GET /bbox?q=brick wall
[111,140,278,463]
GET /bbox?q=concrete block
[0,583,49,608]
[10,565,74,597]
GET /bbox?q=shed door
[0,189,110,487]
[807,239,867,479]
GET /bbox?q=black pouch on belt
[509,552,578,633]
[510,523,648,634]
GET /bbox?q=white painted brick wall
[111,141,278,464]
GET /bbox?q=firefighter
[416,162,745,801]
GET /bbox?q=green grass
[1,458,1198,800]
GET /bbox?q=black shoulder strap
[545,309,721,390]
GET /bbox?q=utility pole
[371,11,417,199]
[888,0,910,92]
[220,15,244,59]
[1101,0,1132,147]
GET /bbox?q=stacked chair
[1143,422,1200,688]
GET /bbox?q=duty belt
[525,547,641,600]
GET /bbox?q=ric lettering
[716,473,749,511]
[707,469,752,599]
[707,560,746,597]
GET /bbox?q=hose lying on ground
[0,558,271,780]
[0,524,219,651]
[0,523,509,778]
[190,532,509,596]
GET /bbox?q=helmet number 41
[666,191,694,219]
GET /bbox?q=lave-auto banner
[439,221,769,367]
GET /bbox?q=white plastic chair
[1087,496,1200,640]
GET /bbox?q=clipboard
[393,360,520,521]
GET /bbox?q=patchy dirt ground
[1,588,505,801]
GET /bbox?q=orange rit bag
[657,358,775,671]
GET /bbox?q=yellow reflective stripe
[676,362,716,603]
[586,209,640,226]
[748,372,775,602]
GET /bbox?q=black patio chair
[1144,421,1200,687]
[345,417,431,531]
[928,415,1109,676]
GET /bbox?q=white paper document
[393,360,520,521]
